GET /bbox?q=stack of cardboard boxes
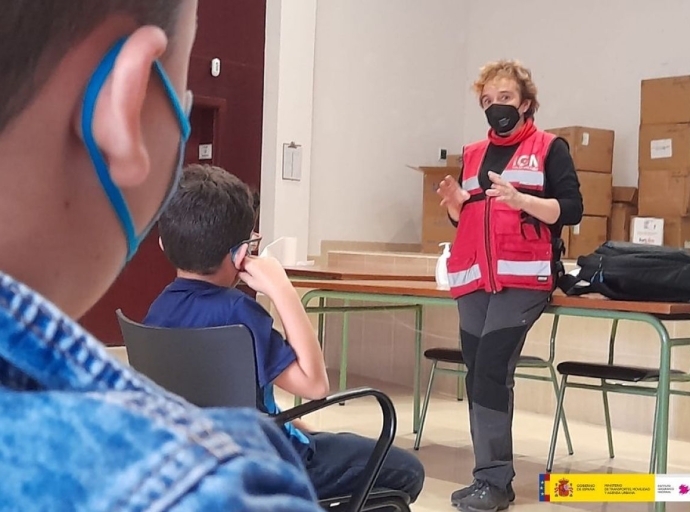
[610,186,638,242]
[638,76,690,249]
[547,126,615,258]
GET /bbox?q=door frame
[191,95,227,166]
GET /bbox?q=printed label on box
[631,217,664,246]
[650,139,673,159]
[581,132,590,146]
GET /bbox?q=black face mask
[485,104,521,134]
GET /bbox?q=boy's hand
[239,256,292,297]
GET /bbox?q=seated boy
[145,164,426,504]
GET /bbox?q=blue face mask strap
[81,39,136,259]
[81,37,191,261]
[154,60,192,141]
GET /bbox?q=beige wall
[261,0,690,256]
[307,0,468,254]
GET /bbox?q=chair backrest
[116,310,258,408]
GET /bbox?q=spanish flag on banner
[539,474,660,502]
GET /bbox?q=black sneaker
[451,481,515,507]
[453,481,511,512]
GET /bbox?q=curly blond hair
[473,60,539,118]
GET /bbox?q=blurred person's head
[0,0,198,317]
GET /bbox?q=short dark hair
[159,164,255,275]
[0,1,183,132]
[252,189,260,213]
[251,189,260,230]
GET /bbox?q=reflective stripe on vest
[500,170,544,188]
[496,260,551,277]
[463,170,543,192]
[448,264,481,287]
[462,176,480,192]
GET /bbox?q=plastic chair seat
[557,361,686,382]
[423,348,547,367]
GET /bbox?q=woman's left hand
[486,171,527,210]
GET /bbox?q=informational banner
[539,474,690,503]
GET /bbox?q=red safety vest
[447,130,556,298]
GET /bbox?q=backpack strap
[557,273,591,296]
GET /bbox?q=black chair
[116,310,411,512]
[546,318,690,474]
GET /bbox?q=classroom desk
[284,264,435,281]
[284,269,435,375]
[292,278,690,509]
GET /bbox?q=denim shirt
[0,272,322,511]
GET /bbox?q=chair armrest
[273,387,397,512]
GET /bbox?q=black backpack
[558,241,690,302]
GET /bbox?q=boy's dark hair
[0,1,183,132]
[252,190,260,214]
[159,164,255,275]
[251,189,260,230]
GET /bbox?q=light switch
[211,58,221,77]
[199,144,213,161]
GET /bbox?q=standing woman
[437,60,583,512]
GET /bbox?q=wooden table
[284,264,435,282]
[296,279,690,315]
[291,278,690,509]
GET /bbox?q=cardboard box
[641,75,690,125]
[638,169,690,217]
[422,227,457,253]
[663,217,690,249]
[609,203,637,242]
[578,171,612,217]
[630,217,664,246]
[638,123,690,170]
[446,154,463,168]
[546,126,614,173]
[612,186,638,206]
[568,216,608,259]
[411,166,461,253]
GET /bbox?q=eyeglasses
[230,233,262,256]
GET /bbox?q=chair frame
[546,318,690,474]
[116,310,410,512]
[274,388,410,511]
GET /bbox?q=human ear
[77,27,168,189]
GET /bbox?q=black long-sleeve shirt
[451,138,584,239]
